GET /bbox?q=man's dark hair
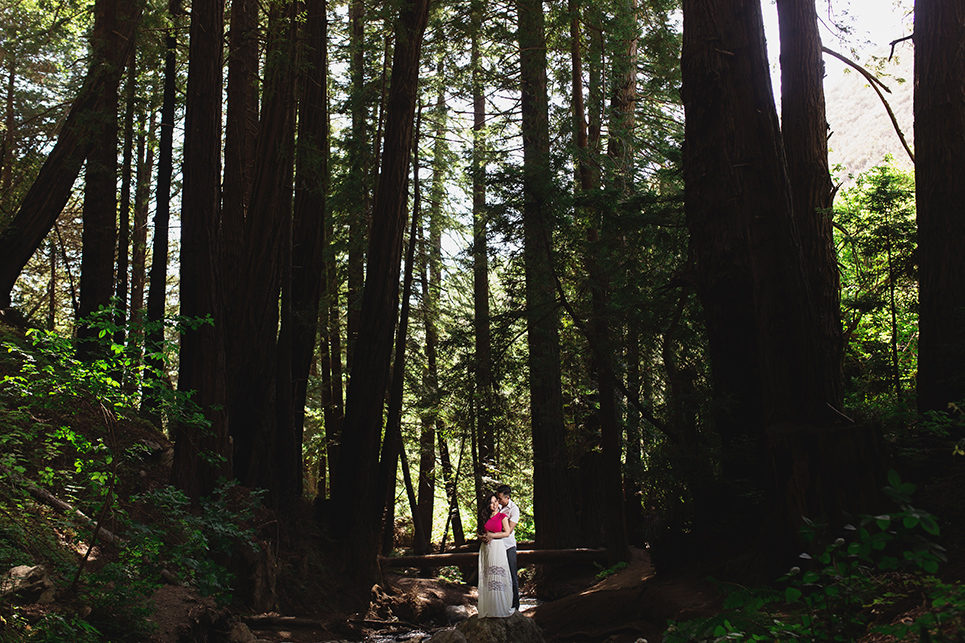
[495,484,512,497]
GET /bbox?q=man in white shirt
[482,483,520,610]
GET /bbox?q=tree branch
[821,46,915,165]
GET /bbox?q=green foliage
[126,482,262,602]
[0,317,258,638]
[595,560,629,581]
[0,610,102,643]
[836,158,917,403]
[664,471,965,642]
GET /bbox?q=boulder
[429,611,544,643]
[0,565,55,604]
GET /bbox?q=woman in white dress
[477,495,514,618]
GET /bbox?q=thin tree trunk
[114,57,137,350]
[142,1,180,423]
[1,63,14,196]
[345,0,369,375]
[623,326,642,543]
[416,78,447,557]
[914,0,965,412]
[470,0,495,529]
[0,0,144,307]
[171,0,230,499]
[886,236,901,396]
[437,430,464,547]
[333,0,429,597]
[47,240,56,330]
[516,0,572,562]
[128,109,155,357]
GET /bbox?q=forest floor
[2,315,963,642]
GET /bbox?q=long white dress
[477,538,513,617]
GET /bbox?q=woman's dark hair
[495,484,512,497]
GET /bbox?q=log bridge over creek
[379,548,609,568]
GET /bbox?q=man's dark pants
[506,546,519,609]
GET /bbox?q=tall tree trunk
[591,0,638,564]
[345,0,370,375]
[227,1,298,494]
[284,0,329,506]
[915,0,965,412]
[333,0,429,598]
[77,1,124,356]
[470,0,495,528]
[222,0,259,274]
[623,325,643,543]
[516,0,572,560]
[142,1,180,423]
[777,0,842,410]
[416,79,447,557]
[378,105,422,556]
[681,0,840,553]
[0,0,144,308]
[128,109,155,357]
[221,0,260,391]
[171,0,230,499]
[114,57,137,350]
[325,217,344,496]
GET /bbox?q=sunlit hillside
[824,49,914,184]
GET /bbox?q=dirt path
[530,548,720,642]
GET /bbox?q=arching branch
[822,46,915,165]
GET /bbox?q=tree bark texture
[128,109,155,351]
[334,0,429,596]
[777,0,843,411]
[113,58,137,350]
[222,0,260,304]
[170,0,230,500]
[284,0,329,506]
[681,0,819,440]
[416,81,448,557]
[346,0,371,375]
[470,0,496,528]
[142,2,180,422]
[378,107,421,556]
[516,0,572,556]
[77,0,122,355]
[0,0,144,308]
[226,2,297,494]
[914,0,965,411]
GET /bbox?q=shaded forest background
[1,0,964,639]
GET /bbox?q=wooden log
[1,465,121,545]
[379,548,607,568]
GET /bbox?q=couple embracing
[477,484,520,618]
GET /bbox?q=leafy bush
[665,471,965,642]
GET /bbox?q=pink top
[484,512,506,533]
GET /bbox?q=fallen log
[1,465,121,546]
[379,548,607,568]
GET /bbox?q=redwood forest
[1,0,963,640]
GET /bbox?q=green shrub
[665,471,965,642]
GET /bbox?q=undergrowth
[0,311,261,641]
[664,470,965,642]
